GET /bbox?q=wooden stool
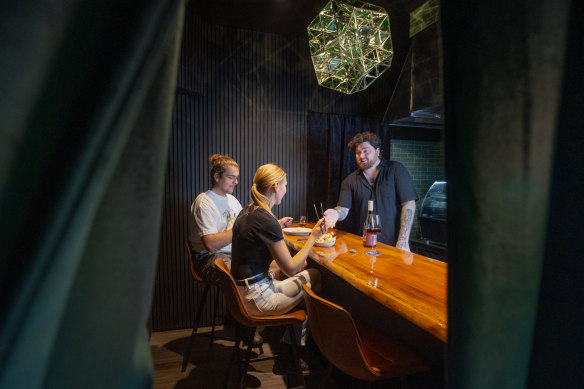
[214,258,307,389]
[302,284,430,388]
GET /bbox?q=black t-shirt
[338,159,418,245]
[231,205,283,280]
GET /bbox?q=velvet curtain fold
[0,1,186,388]
[306,111,390,235]
[443,0,584,387]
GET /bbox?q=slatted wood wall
[152,7,394,331]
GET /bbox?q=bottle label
[363,232,377,247]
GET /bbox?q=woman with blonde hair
[231,163,325,373]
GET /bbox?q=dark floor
[150,325,442,389]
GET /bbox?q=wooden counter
[285,224,447,343]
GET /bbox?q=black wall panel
[152,7,394,331]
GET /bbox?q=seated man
[188,154,242,282]
[188,154,264,346]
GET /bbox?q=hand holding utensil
[320,203,328,233]
[310,217,326,239]
[314,203,328,234]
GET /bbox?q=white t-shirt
[188,190,242,254]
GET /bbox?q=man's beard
[358,159,375,170]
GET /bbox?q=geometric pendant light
[307,0,393,94]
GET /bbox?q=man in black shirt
[324,132,418,251]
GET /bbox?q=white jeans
[237,268,319,346]
[237,269,316,316]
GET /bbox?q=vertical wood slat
[152,15,313,331]
[152,9,395,331]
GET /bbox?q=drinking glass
[299,215,306,227]
[364,214,382,256]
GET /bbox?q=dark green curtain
[0,0,186,388]
[527,1,584,386]
[443,0,583,387]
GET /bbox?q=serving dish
[282,227,312,236]
[314,238,336,247]
[314,232,336,247]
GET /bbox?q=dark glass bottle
[363,200,377,247]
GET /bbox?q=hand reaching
[323,209,339,230]
[278,217,293,228]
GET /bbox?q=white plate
[282,227,312,236]
[314,238,336,247]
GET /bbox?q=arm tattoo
[398,208,413,241]
[334,206,349,220]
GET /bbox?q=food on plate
[316,232,335,244]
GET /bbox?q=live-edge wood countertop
[284,224,447,342]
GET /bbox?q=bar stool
[301,284,430,388]
[181,241,223,372]
[214,258,307,389]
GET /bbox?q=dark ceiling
[189,0,431,120]
[190,0,428,63]
[190,0,331,38]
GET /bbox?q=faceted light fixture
[307,0,393,94]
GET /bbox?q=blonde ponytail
[250,164,287,216]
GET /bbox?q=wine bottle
[363,200,376,247]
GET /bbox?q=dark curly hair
[347,131,382,152]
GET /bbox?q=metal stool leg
[181,284,210,371]
[319,360,333,389]
[239,329,256,389]
[210,286,221,344]
[223,324,242,389]
[288,325,306,389]
[236,326,243,378]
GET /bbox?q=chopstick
[313,203,326,234]
[320,202,328,233]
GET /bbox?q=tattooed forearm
[398,209,413,241]
[397,201,416,243]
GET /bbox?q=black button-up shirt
[337,159,418,245]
